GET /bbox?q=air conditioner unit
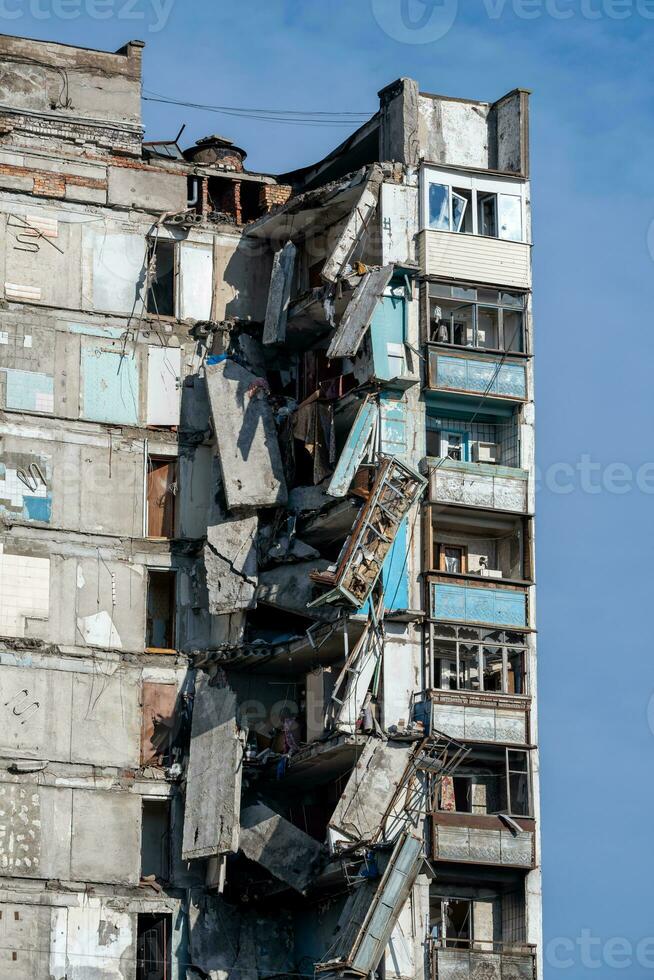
[472,442,499,464]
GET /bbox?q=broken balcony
[430,742,534,870]
[420,622,530,745]
[425,508,532,629]
[424,407,528,514]
[428,873,535,976]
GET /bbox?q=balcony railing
[427,347,527,401]
[429,689,529,744]
[418,228,532,290]
[432,812,536,869]
[428,575,529,629]
[431,941,536,980]
[425,457,529,513]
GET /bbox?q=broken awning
[326,264,394,359]
[205,359,288,510]
[182,675,245,861]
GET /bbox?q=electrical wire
[142,90,374,128]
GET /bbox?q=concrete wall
[0,891,186,980]
[0,654,140,767]
[0,779,141,884]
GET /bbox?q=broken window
[430,897,473,948]
[431,624,528,696]
[146,570,176,652]
[428,282,526,353]
[424,168,525,242]
[141,799,170,882]
[436,745,532,817]
[136,913,172,980]
[146,239,176,317]
[146,456,176,538]
[507,749,531,816]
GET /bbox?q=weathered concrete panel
[0,662,72,763]
[0,783,72,879]
[70,789,141,885]
[0,902,54,978]
[206,359,287,509]
[85,228,145,315]
[239,804,323,893]
[70,668,140,769]
[108,165,187,211]
[183,676,243,860]
[80,340,140,426]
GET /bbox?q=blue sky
[5,1,654,975]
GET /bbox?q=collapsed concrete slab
[204,517,258,613]
[239,803,323,893]
[183,675,245,861]
[206,358,288,509]
[327,264,394,358]
[328,738,414,850]
[263,240,296,345]
[257,561,341,623]
[321,165,384,283]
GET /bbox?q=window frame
[431,626,529,697]
[506,748,532,817]
[421,166,528,243]
[428,281,527,354]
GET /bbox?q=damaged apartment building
[0,30,541,980]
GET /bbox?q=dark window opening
[240,180,264,223]
[208,176,240,223]
[146,570,176,651]
[136,913,171,980]
[430,898,472,948]
[146,456,177,538]
[141,799,170,882]
[146,239,175,317]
